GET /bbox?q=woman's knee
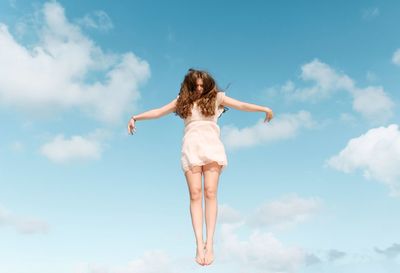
[189,187,202,201]
[204,188,217,199]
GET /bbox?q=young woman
[127,69,273,266]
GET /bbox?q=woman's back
[183,92,226,126]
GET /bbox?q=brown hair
[175,69,222,119]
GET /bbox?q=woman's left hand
[127,117,136,135]
[264,108,274,122]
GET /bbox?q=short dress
[181,92,228,173]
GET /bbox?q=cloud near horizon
[219,224,305,273]
[0,204,49,234]
[247,194,321,229]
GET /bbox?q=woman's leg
[203,162,221,265]
[184,167,205,265]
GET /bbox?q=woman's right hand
[264,108,274,122]
[127,117,136,135]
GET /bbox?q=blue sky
[1,1,400,273]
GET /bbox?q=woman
[127,69,273,266]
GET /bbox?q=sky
[1,0,400,273]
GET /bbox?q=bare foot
[195,243,205,266]
[204,242,214,265]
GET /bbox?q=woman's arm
[221,95,274,122]
[128,98,177,134]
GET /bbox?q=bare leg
[185,167,205,266]
[203,162,221,265]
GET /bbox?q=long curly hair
[175,69,223,119]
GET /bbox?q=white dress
[181,92,228,172]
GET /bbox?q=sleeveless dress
[181,92,228,173]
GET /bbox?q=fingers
[127,121,136,135]
[264,110,274,123]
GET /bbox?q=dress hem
[181,160,227,173]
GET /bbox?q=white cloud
[392,49,400,66]
[74,251,178,273]
[218,203,243,224]
[40,131,104,163]
[352,87,394,124]
[296,59,354,100]
[0,1,149,123]
[362,7,380,20]
[247,194,321,229]
[221,111,314,149]
[280,59,394,124]
[77,10,113,31]
[219,224,305,273]
[0,204,49,234]
[327,124,400,196]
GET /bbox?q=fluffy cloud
[296,60,354,100]
[0,1,149,123]
[216,196,321,272]
[77,10,113,31]
[0,204,49,234]
[218,203,243,224]
[221,111,314,149]
[281,59,394,124]
[375,243,400,259]
[393,49,400,66]
[40,130,107,163]
[327,124,400,196]
[247,194,321,229]
[74,251,178,273]
[352,86,394,124]
[219,224,305,273]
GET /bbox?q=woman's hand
[264,108,274,123]
[127,117,136,135]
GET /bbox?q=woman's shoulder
[216,91,226,105]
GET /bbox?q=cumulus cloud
[0,204,49,234]
[77,10,113,31]
[327,124,400,196]
[74,251,178,273]
[280,59,394,124]
[218,203,243,224]
[247,194,321,229]
[221,110,314,149]
[40,130,107,163]
[0,1,150,123]
[219,224,305,273]
[295,60,354,101]
[352,86,394,124]
[374,243,400,259]
[392,49,400,66]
